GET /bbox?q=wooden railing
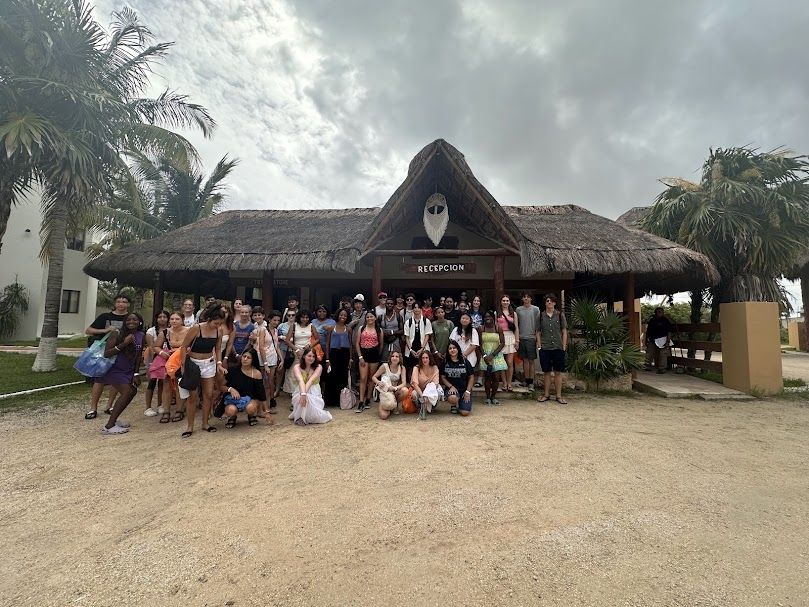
[667,322,722,373]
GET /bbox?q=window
[61,290,81,314]
[66,230,86,252]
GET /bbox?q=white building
[0,193,98,340]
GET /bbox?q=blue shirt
[231,321,255,355]
[312,318,336,348]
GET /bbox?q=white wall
[0,193,98,340]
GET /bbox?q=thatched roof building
[85,139,718,307]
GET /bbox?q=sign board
[401,262,477,275]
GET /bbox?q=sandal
[538,395,550,402]
[450,405,459,414]
[225,416,237,429]
[248,415,258,426]
[492,399,500,405]
[181,430,192,438]
[474,381,483,388]
[555,397,568,404]
[103,407,113,415]
[171,411,185,422]
[485,398,492,406]
[159,412,171,423]
[203,426,217,432]
[84,410,98,420]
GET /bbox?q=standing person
[403,293,416,323]
[468,295,484,329]
[283,310,318,395]
[355,311,383,411]
[178,307,226,437]
[226,304,254,368]
[496,294,519,391]
[373,292,388,318]
[378,297,403,363]
[348,294,366,329]
[430,306,454,366]
[372,350,408,420]
[403,302,433,377]
[195,295,217,321]
[324,308,351,407]
[215,304,234,398]
[421,295,434,320]
[143,309,170,417]
[290,346,332,425]
[441,340,475,416]
[516,292,541,390]
[411,350,441,420]
[276,310,295,397]
[223,350,267,429]
[537,294,569,404]
[250,307,281,416]
[98,313,145,434]
[282,294,300,319]
[312,304,336,405]
[479,311,507,405]
[394,294,406,320]
[443,295,461,326]
[449,312,480,368]
[180,299,196,327]
[644,307,673,373]
[83,293,131,419]
[156,312,189,423]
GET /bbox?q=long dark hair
[152,309,170,330]
[240,348,262,371]
[447,339,463,363]
[417,349,437,369]
[118,312,145,358]
[298,345,320,372]
[458,312,473,341]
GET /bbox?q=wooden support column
[623,273,641,346]
[494,256,505,299]
[262,270,274,311]
[152,271,164,315]
[372,256,383,300]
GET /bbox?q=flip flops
[538,395,550,402]
[84,411,97,420]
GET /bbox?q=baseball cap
[377,291,388,298]
[354,293,365,302]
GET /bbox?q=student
[289,346,332,425]
[468,295,484,329]
[324,308,351,407]
[372,351,408,420]
[443,296,461,326]
[403,302,433,375]
[449,312,480,368]
[283,310,318,395]
[411,350,441,420]
[430,306,454,366]
[223,350,267,428]
[178,307,226,437]
[98,313,145,434]
[479,310,507,405]
[195,295,217,321]
[441,340,475,416]
[644,307,673,373]
[373,292,388,318]
[402,293,416,323]
[251,307,282,415]
[356,311,383,411]
[282,294,300,319]
[378,297,404,363]
[180,298,196,327]
[496,294,519,391]
[143,309,169,417]
[515,292,541,389]
[226,304,254,367]
[421,295,434,320]
[156,312,188,423]
[537,293,569,404]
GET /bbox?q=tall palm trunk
[800,265,809,352]
[686,290,704,359]
[0,180,14,256]
[32,201,68,372]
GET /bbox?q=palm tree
[0,1,215,371]
[640,147,809,319]
[85,154,239,256]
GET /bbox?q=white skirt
[501,330,516,355]
[289,384,332,424]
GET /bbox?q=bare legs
[484,371,502,403]
[504,353,515,390]
[358,362,379,404]
[104,383,137,429]
[185,376,215,434]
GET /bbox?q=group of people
[82,289,569,437]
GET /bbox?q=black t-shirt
[412,324,422,352]
[442,358,474,393]
[445,309,461,326]
[88,312,128,345]
[227,367,267,401]
[646,316,673,341]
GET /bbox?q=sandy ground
[1,393,808,607]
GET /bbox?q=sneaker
[115,420,132,428]
[157,406,166,414]
[101,425,129,435]
[144,408,158,417]
[485,398,492,406]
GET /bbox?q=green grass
[0,352,84,395]
[2,335,88,348]
[0,383,86,413]
[783,377,807,388]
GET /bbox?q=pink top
[496,314,513,332]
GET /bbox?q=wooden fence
[668,322,723,373]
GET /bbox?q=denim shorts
[224,394,251,412]
[458,395,473,412]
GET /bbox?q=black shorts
[539,349,565,373]
[518,338,537,360]
[360,347,380,364]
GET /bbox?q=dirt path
[1,394,807,607]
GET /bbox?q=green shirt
[431,320,454,355]
[539,310,567,351]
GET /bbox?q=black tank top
[190,327,219,354]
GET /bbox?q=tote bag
[339,370,358,410]
[74,333,116,378]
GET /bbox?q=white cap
[353,293,365,302]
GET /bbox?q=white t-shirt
[449,326,480,368]
[182,314,195,327]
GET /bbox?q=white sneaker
[144,408,158,417]
[157,406,166,414]
[101,425,129,435]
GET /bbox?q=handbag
[339,370,358,410]
[148,353,168,380]
[179,355,201,390]
[309,331,325,362]
[400,387,418,414]
[284,323,297,369]
[165,348,182,378]
[378,388,397,411]
[74,333,117,378]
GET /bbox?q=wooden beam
[668,356,723,373]
[494,256,504,297]
[673,323,722,333]
[372,256,382,299]
[672,340,722,352]
[262,270,274,311]
[152,271,164,314]
[367,248,513,258]
[623,273,641,346]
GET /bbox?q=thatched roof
[85,138,719,296]
[504,205,719,294]
[615,206,650,227]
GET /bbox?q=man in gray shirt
[515,292,541,389]
[537,293,569,404]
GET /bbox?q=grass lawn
[0,352,84,395]
[2,335,88,348]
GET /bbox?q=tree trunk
[800,265,809,351]
[687,290,703,359]
[0,180,14,257]
[32,201,68,372]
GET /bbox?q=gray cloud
[93,0,809,222]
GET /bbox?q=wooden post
[494,256,504,299]
[372,256,382,301]
[262,270,274,311]
[152,271,164,314]
[623,273,640,346]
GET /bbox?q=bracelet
[113,346,120,352]
[301,393,307,396]
[359,355,364,359]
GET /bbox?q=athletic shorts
[518,338,538,360]
[360,347,380,364]
[539,349,565,373]
[458,395,473,412]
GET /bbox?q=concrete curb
[0,381,85,401]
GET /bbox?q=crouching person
[441,340,475,416]
[224,350,267,428]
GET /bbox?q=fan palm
[0,1,215,371]
[640,147,809,314]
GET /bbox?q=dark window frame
[60,290,81,314]
[66,230,86,252]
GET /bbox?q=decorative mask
[423,193,449,247]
